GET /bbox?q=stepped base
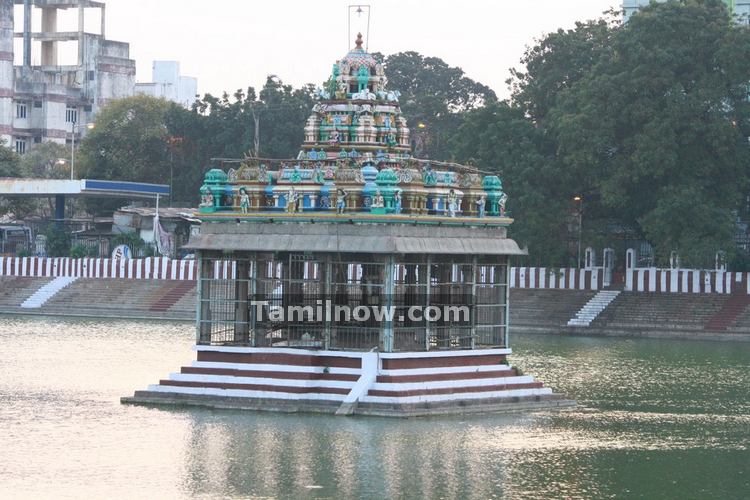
[121,391,574,417]
[121,345,575,417]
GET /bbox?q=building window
[15,102,27,119]
[33,136,42,144]
[15,138,26,155]
[66,106,78,124]
[33,100,42,108]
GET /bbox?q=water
[0,315,748,499]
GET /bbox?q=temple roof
[341,33,378,71]
[187,222,525,255]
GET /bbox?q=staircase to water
[21,277,78,309]
[703,294,750,331]
[567,290,621,327]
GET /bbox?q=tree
[381,52,496,159]
[550,0,750,266]
[77,95,181,213]
[0,141,24,219]
[0,140,20,177]
[79,95,174,185]
[13,142,72,219]
[452,102,570,265]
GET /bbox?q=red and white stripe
[135,346,554,409]
[509,267,604,290]
[624,269,745,294]
[0,256,201,281]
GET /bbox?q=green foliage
[19,142,70,179]
[549,0,750,266]
[452,102,569,265]
[69,244,88,259]
[78,96,175,214]
[456,0,750,268]
[45,225,71,257]
[0,139,20,177]
[381,51,496,159]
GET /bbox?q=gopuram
[123,34,573,416]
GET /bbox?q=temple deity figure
[307,149,318,160]
[338,148,348,159]
[336,189,347,214]
[476,195,486,218]
[286,188,300,213]
[199,192,214,208]
[372,190,385,208]
[499,192,508,216]
[447,189,458,217]
[348,149,359,159]
[328,129,340,146]
[394,190,402,214]
[239,188,250,213]
[317,149,327,160]
[313,164,325,184]
[290,165,302,184]
[422,165,437,186]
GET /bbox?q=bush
[69,244,88,259]
[45,226,70,257]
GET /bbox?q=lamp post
[70,121,95,180]
[573,195,583,269]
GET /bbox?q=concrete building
[0,0,135,154]
[623,0,750,22]
[135,61,197,109]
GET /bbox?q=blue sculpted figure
[394,190,402,214]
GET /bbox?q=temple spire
[355,32,364,50]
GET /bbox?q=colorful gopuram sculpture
[199,33,508,220]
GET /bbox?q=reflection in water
[0,315,748,498]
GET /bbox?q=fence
[2,257,749,294]
[509,267,605,290]
[624,268,748,294]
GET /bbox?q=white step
[21,276,78,308]
[566,290,620,327]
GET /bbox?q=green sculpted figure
[357,65,369,92]
[290,165,302,184]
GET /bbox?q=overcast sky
[97,0,621,100]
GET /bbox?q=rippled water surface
[0,315,748,499]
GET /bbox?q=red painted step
[704,294,750,331]
[148,281,196,312]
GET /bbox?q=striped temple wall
[1,256,747,294]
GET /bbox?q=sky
[93,0,621,99]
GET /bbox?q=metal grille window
[195,252,509,351]
[15,138,26,155]
[15,102,27,119]
[65,106,78,124]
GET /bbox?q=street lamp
[573,195,583,269]
[70,121,95,180]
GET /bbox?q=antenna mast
[348,5,371,51]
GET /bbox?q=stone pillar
[198,256,213,343]
[234,259,249,343]
[349,191,361,212]
[41,7,58,66]
[0,0,14,146]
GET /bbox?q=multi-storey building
[0,0,135,154]
[135,61,198,109]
